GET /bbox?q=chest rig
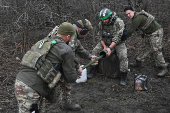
[101,18,120,45]
[135,10,155,31]
[21,37,63,88]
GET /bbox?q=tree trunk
[0,0,2,5]
[97,51,120,78]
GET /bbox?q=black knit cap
[124,6,135,12]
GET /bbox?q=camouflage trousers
[92,42,129,73]
[58,78,72,106]
[15,78,72,113]
[136,28,167,67]
[15,79,47,113]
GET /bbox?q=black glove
[121,29,128,41]
[30,104,39,113]
[141,34,145,38]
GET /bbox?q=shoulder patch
[51,40,57,44]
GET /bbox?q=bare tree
[0,0,170,56]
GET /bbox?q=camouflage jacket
[69,24,92,69]
[98,15,125,45]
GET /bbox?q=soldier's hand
[103,47,107,50]
[106,47,111,56]
[77,67,83,76]
[91,55,98,63]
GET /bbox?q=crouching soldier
[87,8,129,86]
[14,22,81,113]
[47,19,98,111]
[124,6,169,77]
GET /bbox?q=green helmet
[99,8,112,20]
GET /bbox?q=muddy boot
[87,65,97,79]
[120,72,127,86]
[62,103,81,111]
[129,60,142,67]
[157,67,169,77]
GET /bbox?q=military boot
[120,72,127,86]
[62,103,81,111]
[157,67,169,77]
[87,65,97,79]
[129,59,142,67]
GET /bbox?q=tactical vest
[21,38,63,89]
[135,10,155,31]
[100,17,121,45]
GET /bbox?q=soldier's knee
[119,55,128,61]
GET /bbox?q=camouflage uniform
[58,78,72,106]
[69,24,93,69]
[47,19,93,108]
[15,79,39,113]
[136,28,166,67]
[127,11,167,68]
[15,79,49,113]
[92,15,129,73]
[47,19,93,69]
[15,78,71,113]
[15,22,78,113]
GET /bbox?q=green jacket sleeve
[49,42,78,83]
[61,46,78,83]
[76,40,92,60]
[127,14,147,37]
[74,57,81,70]
[69,32,92,70]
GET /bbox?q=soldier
[48,19,97,72]
[47,19,97,110]
[124,6,169,76]
[14,22,81,113]
[87,8,129,86]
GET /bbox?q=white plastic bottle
[76,65,87,83]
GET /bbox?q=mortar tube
[82,55,103,70]
[82,48,115,70]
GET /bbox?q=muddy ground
[0,29,170,113]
